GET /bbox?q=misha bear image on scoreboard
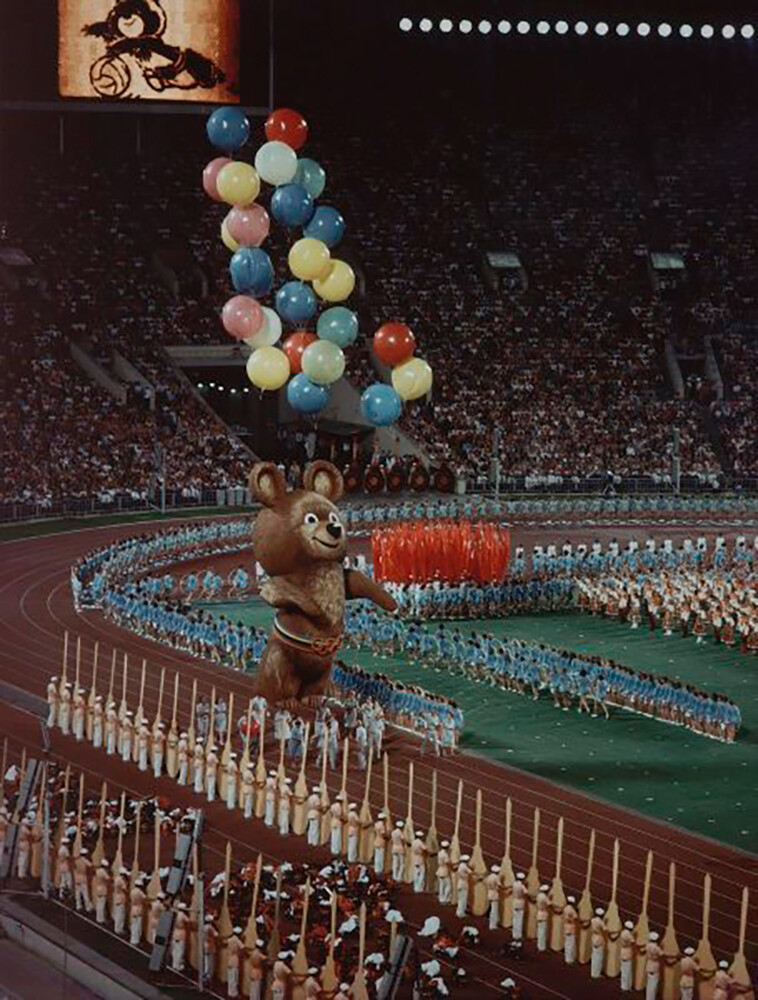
[58,0,240,103]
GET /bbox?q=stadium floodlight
[616,22,630,36]
[459,18,472,33]
[575,20,589,35]
[555,20,569,34]
[536,20,550,34]
[722,24,736,39]
[399,17,412,32]
[419,17,432,32]
[208,382,215,388]
[197,382,204,389]
[658,23,672,37]
[701,24,714,38]
[594,22,609,35]
[478,19,492,34]
[637,22,651,36]
[516,20,530,34]
[230,388,237,394]
[679,23,693,37]
[497,19,512,34]
[439,18,453,32]
[741,24,755,38]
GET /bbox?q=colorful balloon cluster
[203,105,432,424]
[364,322,433,425]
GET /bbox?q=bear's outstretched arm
[344,569,398,613]
[260,578,322,618]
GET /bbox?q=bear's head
[249,460,346,577]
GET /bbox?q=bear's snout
[326,522,342,540]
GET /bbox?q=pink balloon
[226,203,270,247]
[203,156,233,201]
[222,295,264,341]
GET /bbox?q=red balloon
[282,330,317,374]
[373,323,416,366]
[265,108,308,151]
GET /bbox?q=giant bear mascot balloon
[249,460,397,703]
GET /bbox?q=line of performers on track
[11,702,743,1000]
[346,609,741,742]
[72,519,253,610]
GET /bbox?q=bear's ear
[303,460,344,503]
[249,463,287,508]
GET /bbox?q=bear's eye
[328,511,341,526]
[303,513,319,527]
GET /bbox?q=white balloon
[254,141,298,186]
[243,306,281,348]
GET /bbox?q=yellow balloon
[246,345,290,391]
[312,259,355,303]
[220,217,240,253]
[216,162,261,207]
[391,357,433,401]
[288,238,331,281]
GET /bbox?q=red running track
[0,518,756,999]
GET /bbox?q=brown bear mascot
[249,459,397,704]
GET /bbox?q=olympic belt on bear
[273,617,343,658]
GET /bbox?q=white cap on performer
[540,884,549,892]
[491,865,501,874]
[396,821,403,828]
[649,932,659,942]
[684,947,695,955]
[516,872,526,880]
[568,896,576,904]
[441,840,449,848]
[595,908,605,916]
[624,921,634,930]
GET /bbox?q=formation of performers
[517,534,757,579]
[332,663,462,754]
[578,567,758,654]
[72,518,253,610]
[0,759,405,997]
[383,577,574,619]
[344,492,758,531]
[4,720,748,1000]
[346,610,741,741]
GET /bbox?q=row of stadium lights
[398,18,757,38]
[197,382,250,394]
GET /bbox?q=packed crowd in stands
[711,327,758,477]
[2,104,758,505]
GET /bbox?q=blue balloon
[304,205,346,248]
[270,184,315,228]
[275,281,318,325]
[287,373,330,415]
[294,158,326,199]
[317,306,359,348]
[360,384,403,427]
[230,248,274,297]
[206,107,250,153]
